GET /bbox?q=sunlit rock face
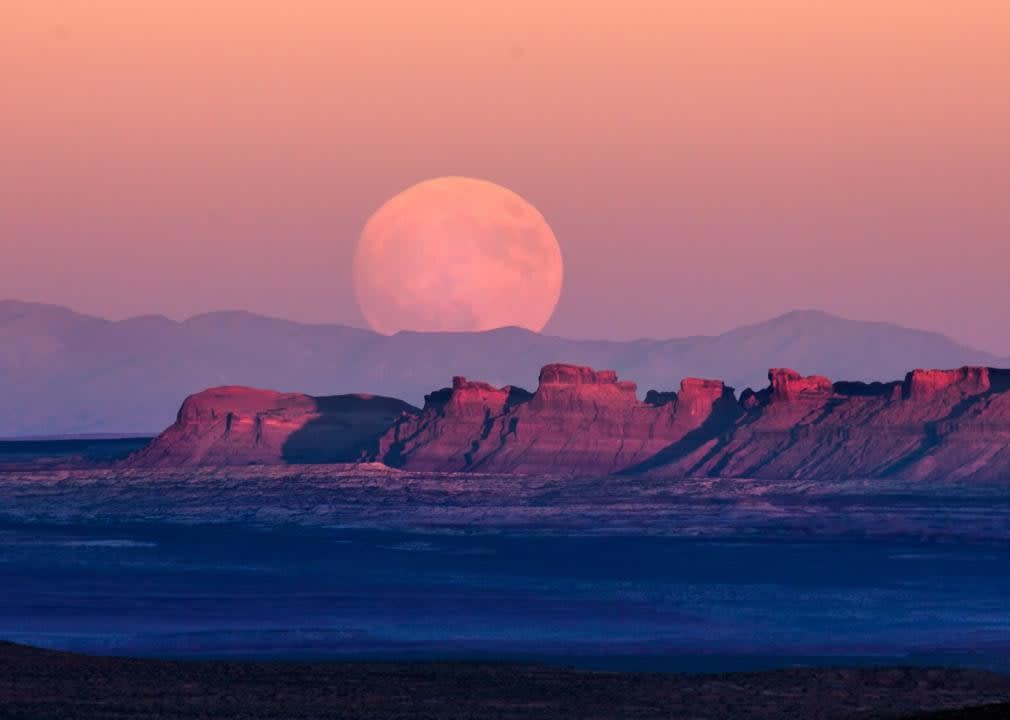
[353,177,564,335]
[662,365,1010,482]
[768,368,833,402]
[903,367,993,399]
[378,363,741,476]
[378,364,1010,481]
[129,387,417,467]
[133,364,1010,482]
[376,377,533,471]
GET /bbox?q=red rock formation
[678,378,734,420]
[377,377,531,471]
[133,363,1010,482]
[129,386,417,467]
[466,364,666,475]
[903,367,991,399]
[768,368,833,402]
[441,377,522,418]
[379,365,739,476]
[527,364,639,411]
[376,363,1010,481]
[655,366,1010,482]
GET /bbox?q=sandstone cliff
[128,386,417,467]
[650,366,1010,482]
[132,364,1010,481]
[379,364,738,475]
[376,364,1010,480]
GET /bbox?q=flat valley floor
[2,461,1010,717]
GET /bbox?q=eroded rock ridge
[130,386,417,467]
[132,364,1010,481]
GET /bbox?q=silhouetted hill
[0,641,1008,720]
[1,300,1004,436]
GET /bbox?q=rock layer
[380,364,739,475]
[129,387,417,467]
[644,367,1010,482]
[134,364,1010,481]
[376,364,1010,481]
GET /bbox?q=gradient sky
[3,1,1009,351]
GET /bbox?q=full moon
[353,177,564,335]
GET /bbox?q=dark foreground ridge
[128,363,1010,482]
[0,641,1008,720]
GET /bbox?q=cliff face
[133,364,1010,481]
[379,364,739,475]
[129,386,417,468]
[650,367,1010,482]
[376,377,532,471]
[378,364,1010,481]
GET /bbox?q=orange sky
[3,1,1009,349]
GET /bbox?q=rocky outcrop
[132,364,1010,482]
[376,377,531,471]
[379,364,740,475]
[678,378,736,420]
[377,364,1010,481]
[653,366,1010,482]
[128,386,417,467]
[769,368,833,402]
[903,366,994,399]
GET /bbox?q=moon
[353,177,564,335]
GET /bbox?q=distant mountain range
[2,299,1006,437]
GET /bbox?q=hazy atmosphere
[6,5,1010,718]
[3,1,1009,350]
